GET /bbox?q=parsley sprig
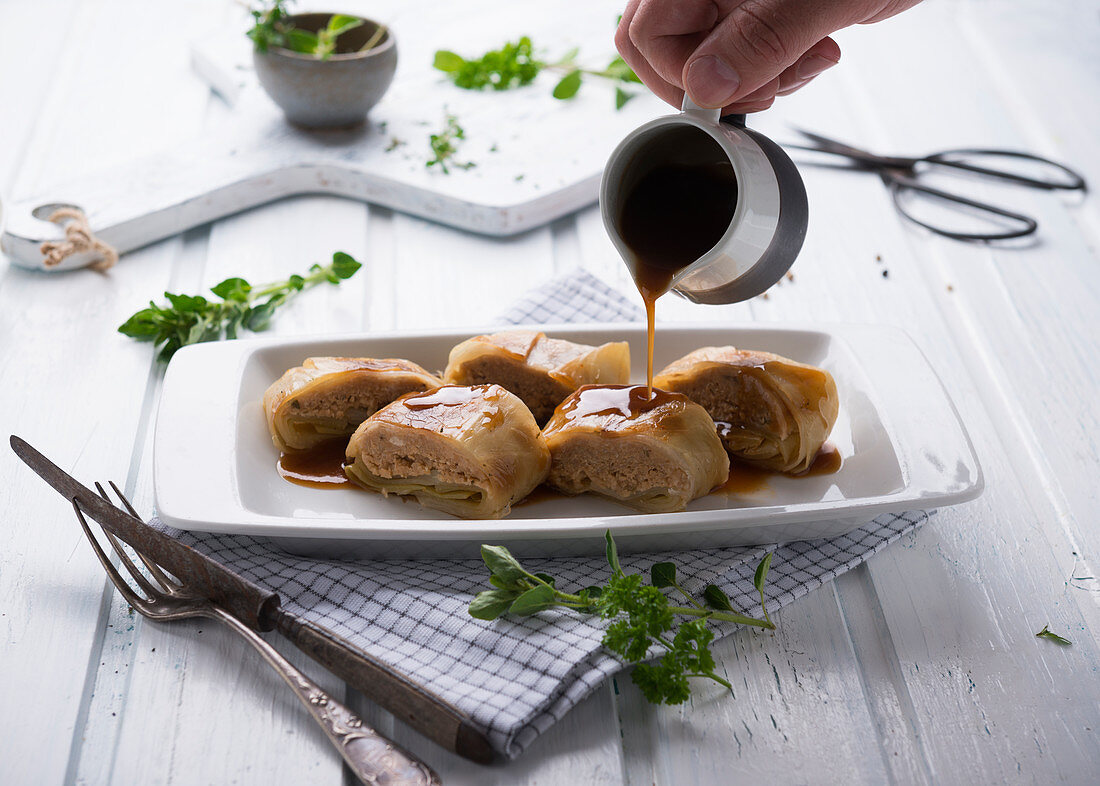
[118,252,362,361]
[433,38,643,109]
[470,531,775,704]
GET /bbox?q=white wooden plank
[101,199,375,785]
[390,212,556,331]
[0,0,81,192]
[382,684,625,785]
[0,1,218,782]
[616,586,896,785]
[733,14,1100,778]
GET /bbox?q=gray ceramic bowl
[253,13,397,128]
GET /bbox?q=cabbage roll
[264,357,443,452]
[345,384,550,519]
[443,330,630,425]
[541,385,728,513]
[653,347,838,474]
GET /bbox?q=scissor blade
[790,127,916,169]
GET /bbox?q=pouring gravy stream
[618,162,739,394]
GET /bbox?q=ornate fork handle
[212,606,441,786]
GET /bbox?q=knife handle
[213,607,441,786]
[274,610,493,764]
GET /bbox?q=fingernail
[686,55,741,108]
[796,55,838,80]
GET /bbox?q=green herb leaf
[331,251,362,279]
[246,301,277,331]
[284,27,320,54]
[433,50,466,73]
[509,585,556,616]
[605,529,622,575]
[210,277,251,301]
[703,584,734,612]
[119,252,362,361]
[117,309,159,339]
[552,69,583,100]
[1036,625,1072,646]
[434,37,542,91]
[468,529,771,707]
[651,562,676,588]
[615,86,635,110]
[326,14,363,38]
[469,590,519,620]
[754,553,772,593]
[480,545,526,584]
[426,112,474,173]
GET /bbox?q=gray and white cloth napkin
[157,271,929,759]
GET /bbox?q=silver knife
[10,435,493,765]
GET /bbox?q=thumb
[683,0,855,108]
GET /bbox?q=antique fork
[73,481,441,786]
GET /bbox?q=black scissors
[787,129,1087,241]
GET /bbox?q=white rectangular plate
[154,323,982,558]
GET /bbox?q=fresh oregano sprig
[469,530,775,704]
[427,113,475,174]
[248,2,385,59]
[247,0,293,53]
[118,252,362,361]
[283,14,365,60]
[433,38,643,110]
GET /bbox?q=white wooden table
[2,1,1097,783]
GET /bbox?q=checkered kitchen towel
[156,270,929,759]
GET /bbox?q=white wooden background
[1,1,1098,783]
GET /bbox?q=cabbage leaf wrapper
[541,385,729,513]
[444,330,629,425]
[264,357,443,451]
[345,384,550,519]
[654,347,839,474]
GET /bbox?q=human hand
[616,0,923,113]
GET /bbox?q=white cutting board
[1,0,668,271]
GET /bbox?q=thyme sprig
[433,38,643,109]
[118,252,362,361]
[470,531,775,704]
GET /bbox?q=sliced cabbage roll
[541,385,729,513]
[443,330,630,425]
[344,384,550,519]
[263,357,443,452]
[653,347,839,474]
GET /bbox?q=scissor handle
[887,173,1038,241]
[921,149,1087,192]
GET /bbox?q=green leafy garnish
[433,37,542,91]
[433,37,643,109]
[427,113,475,174]
[469,530,775,704]
[248,2,384,59]
[247,0,293,53]
[1035,625,1072,646]
[118,252,362,361]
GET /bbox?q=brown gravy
[618,163,738,391]
[553,384,683,424]
[278,438,352,488]
[716,443,843,495]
